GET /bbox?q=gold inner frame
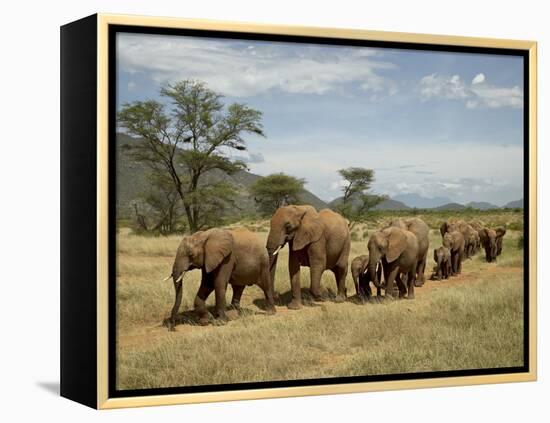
[96,13,537,409]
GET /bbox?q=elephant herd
[164,205,507,330]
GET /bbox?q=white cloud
[127,81,136,91]
[419,74,470,100]
[117,33,397,98]
[418,72,523,109]
[249,131,523,204]
[472,73,485,84]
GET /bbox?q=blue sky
[116,33,524,206]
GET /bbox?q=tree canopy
[117,79,265,232]
[250,173,306,216]
[334,167,386,227]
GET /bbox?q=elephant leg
[457,252,463,274]
[260,263,276,315]
[288,253,302,310]
[395,274,407,298]
[353,274,361,298]
[169,280,183,331]
[213,267,232,323]
[407,270,415,299]
[416,256,426,286]
[230,284,245,310]
[359,274,373,301]
[451,252,457,275]
[309,262,325,302]
[384,267,399,300]
[194,281,214,325]
[332,265,347,303]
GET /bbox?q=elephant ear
[439,222,447,237]
[293,208,323,251]
[496,227,507,237]
[204,229,234,273]
[386,228,407,263]
[479,228,489,244]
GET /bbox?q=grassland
[115,210,524,390]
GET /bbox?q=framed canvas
[60,14,537,409]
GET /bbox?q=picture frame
[60,13,537,409]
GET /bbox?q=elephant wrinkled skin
[389,217,429,286]
[442,230,465,275]
[350,254,381,301]
[440,221,478,259]
[266,205,351,309]
[367,227,419,300]
[168,228,276,329]
[433,246,451,281]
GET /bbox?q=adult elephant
[367,226,419,299]
[442,230,465,275]
[440,221,477,258]
[266,205,350,309]
[479,227,506,262]
[350,254,381,301]
[389,217,429,286]
[167,228,276,329]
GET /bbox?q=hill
[115,133,328,219]
[502,199,523,209]
[393,193,451,209]
[432,202,467,211]
[465,201,499,210]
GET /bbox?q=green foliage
[517,234,524,250]
[334,167,386,227]
[250,173,306,216]
[117,79,265,232]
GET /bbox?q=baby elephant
[433,246,451,281]
[167,227,276,330]
[350,255,381,302]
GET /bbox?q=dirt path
[118,263,523,351]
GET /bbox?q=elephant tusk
[175,272,186,283]
[272,245,282,256]
[163,275,172,282]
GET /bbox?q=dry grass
[115,211,525,390]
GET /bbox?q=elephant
[266,205,350,309]
[442,231,465,275]
[350,254,382,301]
[495,227,507,256]
[367,226,419,299]
[440,221,477,259]
[433,246,451,280]
[167,227,276,330]
[479,227,506,262]
[389,217,429,286]
[470,230,481,255]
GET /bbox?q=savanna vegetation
[116,209,524,390]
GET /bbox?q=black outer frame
[60,14,98,408]
[60,15,530,409]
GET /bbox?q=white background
[0,0,547,421]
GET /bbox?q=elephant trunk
[436,257,443,280]
[368,253,382,288]
[266,229,286,290]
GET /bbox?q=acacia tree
[250,173,305,216]
[334,167,385,228]
[140,172,184,234]
[118,80,265,232]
